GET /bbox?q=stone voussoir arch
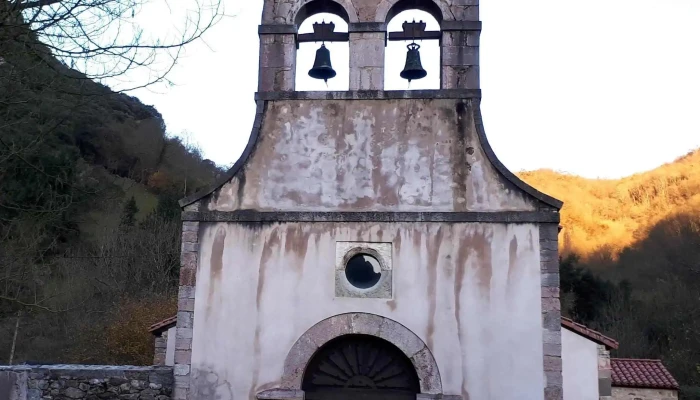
[277,312,443,395]
[263,0,359,25]
[375,0,450,23]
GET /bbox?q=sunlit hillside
[520,150,700,396]
[518,149,700,260]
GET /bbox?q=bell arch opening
[383,0,444,25]
[302,334,421,400]
[385,9,441,90]
[294,0,351,26]
[295,12,349,91]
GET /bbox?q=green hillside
[0,31,221,364]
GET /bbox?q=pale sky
[123,0,700,179]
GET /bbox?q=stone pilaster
[446,0,480,22]
[153,331,168,365]
[258,26,297,92]
[441,24,481,90]
[598,344,613,400]
[349,23,385,90]
[540,223,562,400]
[173,202,200,400]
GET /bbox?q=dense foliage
[520,154,700,399]
[0,28,220,364]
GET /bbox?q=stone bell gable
[179,0,561,215]
[172,1,564,400]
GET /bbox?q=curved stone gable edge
[179,95,563,211]
[179,100,266,208]
[471,99,564,210]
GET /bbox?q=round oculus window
[345,253,382,289]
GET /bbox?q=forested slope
[0,32,222,364]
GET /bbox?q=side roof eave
[561,316,619,349]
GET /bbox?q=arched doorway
[302,334,420,400]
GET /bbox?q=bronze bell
[308,44,337,82]
[400,42,427,82]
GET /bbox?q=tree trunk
[8,311,21,364]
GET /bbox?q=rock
[148,383,162,390]
[64,387,86,399]
[27,388,42,400]
[89,379,103,385]
[108,378,128,386]
[87,385,106,395]
[148,372,172,386]
[79,383,90,391]
[117,394,139,400]
[97,392,119,399]
[119,383,131,393]
[156,396,170,400]
[50,381,61,389]
[130,380,143,389]
[139,389,157,397]
[29,379,48,389]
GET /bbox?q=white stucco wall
[562,328,599,400]
[189,221,545,400]
[165,326,176,366]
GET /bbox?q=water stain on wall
[250,228,281,400]
[191,366,233,400]
[283,225,310,274]
[507,236,519,289]
[425,226,445,350]
[206,226,227,318]
[452,101,470,210]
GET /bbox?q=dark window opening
[345,253,382,289]
[295,13,349,91]
[385,10,440,90]
[302,334,420,400]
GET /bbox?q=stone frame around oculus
[335,241,393,299]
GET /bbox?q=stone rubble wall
[0,365,173,400]
[611,387,678,400]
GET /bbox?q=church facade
[172,1,564,399]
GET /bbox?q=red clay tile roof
[149,315,177,334]
[611,358,679,390]
[561,317,619,349]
